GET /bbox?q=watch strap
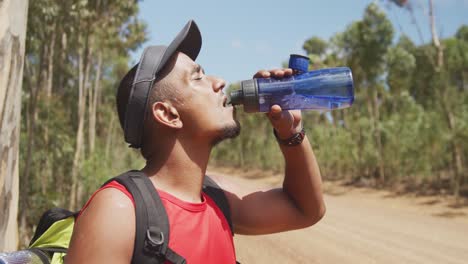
[273,127,306,146]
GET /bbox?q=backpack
[0,170,235,264]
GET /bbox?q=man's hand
[253,68,303,139]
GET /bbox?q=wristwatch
[273,127,306,147]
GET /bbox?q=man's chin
[225,120,241,139]
[212,121,241,146]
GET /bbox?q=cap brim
[124,20,202,148]
[164,20,202,66]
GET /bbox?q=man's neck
[142,139,211,203]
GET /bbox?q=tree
[340,3,394,183]
[18,0,147,244]
[302,37,327,67]
[389,0,466,198]
[0,0,29,251]
[211,3,467,198]
[387,37,416,100]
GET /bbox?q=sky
[133,0,468,85]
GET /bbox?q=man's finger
[272,69,285,78]
[253,70,271,78]
[267,105,283,121]
[283,68,293,76]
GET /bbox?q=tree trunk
[365,87,375,176]
[70,32,92,210]
[0,0,29,251]
[41,30,55,195]
[441,97,464,199]
[22,34,48,213]
[45,31,55,98]
[89,52,102,154]
[70,44,85,210]
[428,0,443,71]
[428,0,464,198]
[58,32,67,95]
[105,114,115,160]
[55,31,67,198]
[19,58,36,245]
[357,121,364,181]
[366,84,385,184]
[373,89,385,184]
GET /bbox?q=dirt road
[208,167,468,264]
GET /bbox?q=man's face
[163,52,240,144]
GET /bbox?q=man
[67,20,325,264]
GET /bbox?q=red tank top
[79,181,236,264]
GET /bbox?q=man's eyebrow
[191,64,205,74]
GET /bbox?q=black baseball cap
[118,20,202,148]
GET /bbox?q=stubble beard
[212,120,241,146]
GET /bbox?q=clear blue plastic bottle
[229,54,354,112]
[0,250,48,264]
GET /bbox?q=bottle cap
[228,80,259,112]
[288,54,309,73]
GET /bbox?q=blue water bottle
[0,250,49,264]
[229,54,354,112]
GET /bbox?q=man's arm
[214,68,325,235]
[66,189,135,264]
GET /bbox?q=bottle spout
[289,54,310,74]
[228,89,244,106]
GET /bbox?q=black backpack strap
[111,171,186,264]
[203,176,234,235]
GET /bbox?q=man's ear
[150,102,183,129]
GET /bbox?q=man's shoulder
[78,187,135,223]
[78,180,135,218]
[67,186,136,263]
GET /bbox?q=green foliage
[455,25,468,42]
[19,0,147,244]
[380,92,433,179]
[211,4,467,196]
[19,2,468,244]
[302,37,327,56]
[386,44,416,95]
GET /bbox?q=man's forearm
[280,136,325,225]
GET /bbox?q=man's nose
[212,76,226,92]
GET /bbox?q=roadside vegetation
[11,0,467,246]
[213,3,468,200]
